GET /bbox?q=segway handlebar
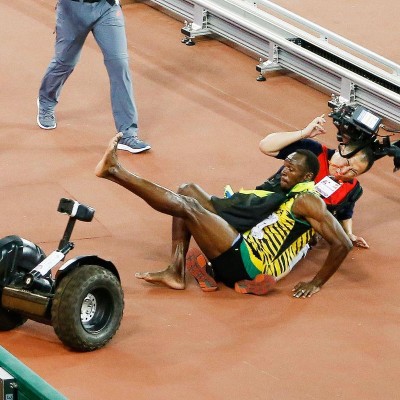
[57,198,95,222]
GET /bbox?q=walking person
[37,0,151,153]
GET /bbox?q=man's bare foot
[135,265,185,290]
[95,133,123,178]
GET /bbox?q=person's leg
[134,183,217,288]
[176,183,216,212]
[186,243,277,295]
[170,183,216,259]
[95,134,239,288]
[234,274,277,295]
[164,184,218,290]
[93,3,150,153]
[186,247,218,291]
[38,0,90,110]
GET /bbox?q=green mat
[0,346,67,400]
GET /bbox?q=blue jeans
[38,0,139,136]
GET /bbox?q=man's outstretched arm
[291,194,353,298]
[259,115,326,157]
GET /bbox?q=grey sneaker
[37,98,56,130]
[117,135,151,154]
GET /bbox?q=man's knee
[178,195,205,221]
[177,182,199,196]
[50,58,77,71]
[104,56,129,73]
[178,183,215,213]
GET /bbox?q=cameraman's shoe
[186,248,218,292]
[234,274,276,295]
[37,98,56,130]
[117,135,151,154]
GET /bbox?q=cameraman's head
[329,143,375,181]
[338,126,362,145]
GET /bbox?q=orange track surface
[1,1,399,399]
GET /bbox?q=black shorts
[209,236,251,288]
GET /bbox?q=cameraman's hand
[348,233,369,249]
[302,114,326,138]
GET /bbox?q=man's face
[329,146,368,181]
[280,153,310,190]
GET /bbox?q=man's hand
[302,114,326,138]
[348,233,369,249]
[292,281,321,298]
[259,113,327,156]
[340,220,369,249]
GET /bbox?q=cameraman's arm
[340,218,369,248]
[259,115,327,156]
[335,185,368,248]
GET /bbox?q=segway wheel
[51,265,124,351]
[0,308,27,331]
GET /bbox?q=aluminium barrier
[145,0,400,125]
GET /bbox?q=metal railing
[146,0,400,125]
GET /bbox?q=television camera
[328,95,400,172]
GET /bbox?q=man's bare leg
[135,243,185,290]
[95,134,188,289]
[95,132,123,179]
[134,184,210,288]
[96,134,239,290]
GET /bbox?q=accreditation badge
[314,176,341,198]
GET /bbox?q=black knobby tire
[51,265,124,351]
[0,308,27,331]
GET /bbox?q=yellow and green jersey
[240,181,317,279]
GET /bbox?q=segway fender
[55,255,120,284]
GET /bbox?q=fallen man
[95,134,352,298]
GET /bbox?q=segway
[0,198,124,352]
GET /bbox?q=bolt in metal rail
[146,0,400,125]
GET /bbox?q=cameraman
[259,115,375,248]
